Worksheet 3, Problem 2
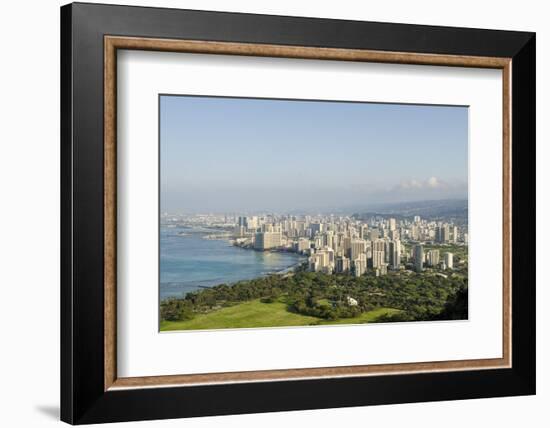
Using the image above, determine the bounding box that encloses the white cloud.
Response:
[398,176,449,191]
[426,176,445,188]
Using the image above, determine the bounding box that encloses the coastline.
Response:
[161,257,306,302]
[160,228,305,301]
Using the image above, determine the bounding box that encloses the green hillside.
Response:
[160,298,399,331]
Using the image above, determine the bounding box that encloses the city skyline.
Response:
[160,95,468,213]
[162,210,467,285]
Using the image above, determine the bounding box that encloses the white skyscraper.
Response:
[372,250,385,269]
[371,239,386,268]
[336,256,350,273]
[389,229,400,241]
[414,244,424,272]
[437,224,450,243]
[296,238,310,253]
[444,252,454,269]
[372,239,385,252]
[238,216,248,228]
[359,224,368,240]
[410,225,419,240]
[427,249,440,267]
[309,250,332,273]
[368,229,380,241]
[254,230,282,250]
[389,240,401,269]
[354,253,367,277]
[350,239,367,261]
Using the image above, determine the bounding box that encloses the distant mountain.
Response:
[352,199,468,223]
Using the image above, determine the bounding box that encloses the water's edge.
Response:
[160,226,304,300]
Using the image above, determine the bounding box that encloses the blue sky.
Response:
[160,95,468,213]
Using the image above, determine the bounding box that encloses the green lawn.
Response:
[160,299,400,331]
[318,307,401,325]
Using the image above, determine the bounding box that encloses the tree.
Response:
[433,286,468,320]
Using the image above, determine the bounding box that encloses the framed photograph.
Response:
[61,2,535,424]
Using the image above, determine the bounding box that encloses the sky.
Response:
[160,95,468,214]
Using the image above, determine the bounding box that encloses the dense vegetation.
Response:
[160,267,468,327]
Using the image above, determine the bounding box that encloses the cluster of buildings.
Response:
[231,214,466,277]
[413,245,454,273]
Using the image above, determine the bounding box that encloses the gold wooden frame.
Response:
[104,36,512,391]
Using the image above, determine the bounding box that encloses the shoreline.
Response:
[160,237,305,301]
[160,259,305,302]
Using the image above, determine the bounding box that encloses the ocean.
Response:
[160,226,305,300]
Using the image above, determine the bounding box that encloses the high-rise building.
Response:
[330,233,339,252]
[314,235,323,249]
[389,240,401,269]
[254,230,282,250]
[384,240,391,262]
[354,253,367,277]
[296,221,306,236]
[371,238,385,266]
[310,222,323,236]
[296,238,310,253]
[375,264,388,276]
[388,218,397,231]
[437,224,450,243]
[414,244,424,272]
[365,240,372,258]
[308,255,320,272]
[325,230,334,248]
[238,216,248,228]
[372,250,385,269]
[234,225,246,237]
[444,252,454,269]
[443,225,450,243]
[427,249,440,267]
[368,229,380,241]
[308,249,333,274]
[248,216,259,230]
[325,247,335,266]
[350,239,367,261]
[342,236,352,257]
[389,229,400,241]
[410,225,419,240]
[452,226,458,243]
[359,225,368,240]
[372,239,385,252]
[336,256,350,273]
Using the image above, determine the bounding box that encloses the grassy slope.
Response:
[160,299,400,331]
[318,307,401,325]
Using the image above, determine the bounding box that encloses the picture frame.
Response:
[61,2,535,424]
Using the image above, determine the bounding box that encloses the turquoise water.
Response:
[160,226,304,300]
